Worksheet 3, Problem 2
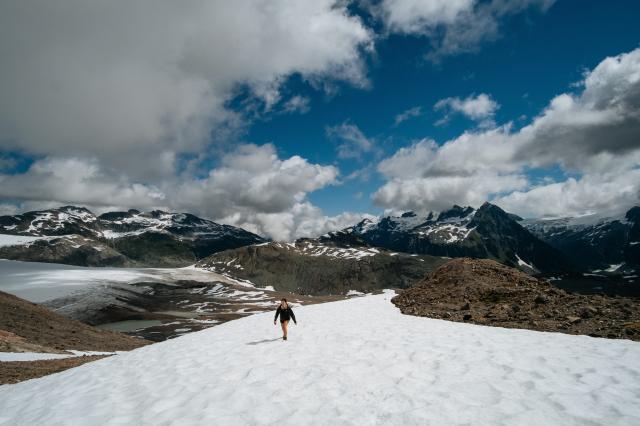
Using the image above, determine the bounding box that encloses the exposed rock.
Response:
[579,306,598,319]
[392,258,640,341]
[197,241,448,295]
[534,294,549,304]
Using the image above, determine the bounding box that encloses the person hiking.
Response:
[274,298,297,341]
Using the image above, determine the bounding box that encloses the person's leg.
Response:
[280,320,289,340]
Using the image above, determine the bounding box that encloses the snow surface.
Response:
[0,352,72,362]
[1,292,639,425]
[0,260,240,303]
[0,350,116,362]
[0,234,52,247]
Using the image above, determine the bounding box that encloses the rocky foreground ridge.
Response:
[0,290,149,353]
[392,258,640,341]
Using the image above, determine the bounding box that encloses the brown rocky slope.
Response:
[0,290,149,353]
[392,258,640,341]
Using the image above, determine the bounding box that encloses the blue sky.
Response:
[1,0,639,240]
[244,0,640,216]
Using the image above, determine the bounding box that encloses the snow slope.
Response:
[1,292,639,425]
[0,259,235,303]
[0,234,51,247]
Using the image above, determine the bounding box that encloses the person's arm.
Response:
[274,307,280,324]
[289,307,297,324]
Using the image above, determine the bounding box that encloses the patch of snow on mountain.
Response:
[516,254,535,270]
[0,260,237,303]
[1,292,639,425]
[0,350,116,362]
[0,234,53,247]
[606,263,624,272]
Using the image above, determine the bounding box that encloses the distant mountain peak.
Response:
[0,205,266,267]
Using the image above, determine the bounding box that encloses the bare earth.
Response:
[392,258,640,341]
[1,289,149,384]
[0,290,149,353]
[0,355,109,384]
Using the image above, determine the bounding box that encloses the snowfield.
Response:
[1,292,639,425]
[0,234,52,247]
[0,260,240,303]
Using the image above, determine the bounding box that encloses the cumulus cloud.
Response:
[0,1,373,178]
[374,48,640,217]
[0,157,166,208]
[0,144,364,240]
[226,202,376,242]
[0,1,379,240]
[172,144,339,217]
[326,121,375,160]
[374,174,526,213]
[379,0,475,34]
[374,137,526,211]
[282,96,312,114]
[376,0,555,61]
[494,170,640,219]
[434,93,499,127]
[394,106,423,126]
[513,48,640,171]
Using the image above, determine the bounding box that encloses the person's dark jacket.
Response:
[274,305,297,323]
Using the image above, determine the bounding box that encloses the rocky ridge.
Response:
[0,290,149,353]
[197,240,448,295]
[392,258,640,341]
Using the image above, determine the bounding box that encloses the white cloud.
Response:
[0,157,166,208]
[228,202,376,241]
[0,203,20,216]
[394,106,423,126]
[374,137,525,211]
[379,0,474,34]
[494,170,640,219]
[0,144,356,240]
[377,0,555,61]
[374,48,640,217]
[326,121,375,160]
[374,174,526,213]
[172,144,339,218]
[514,48,640,171]
[282,95,311,114]
[434,93,499,126]
[0,1,373,178]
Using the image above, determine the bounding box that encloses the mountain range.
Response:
[521,207,639,274]
[1,203,638,294]
[319,202,570,274]
[0,206,265,266]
